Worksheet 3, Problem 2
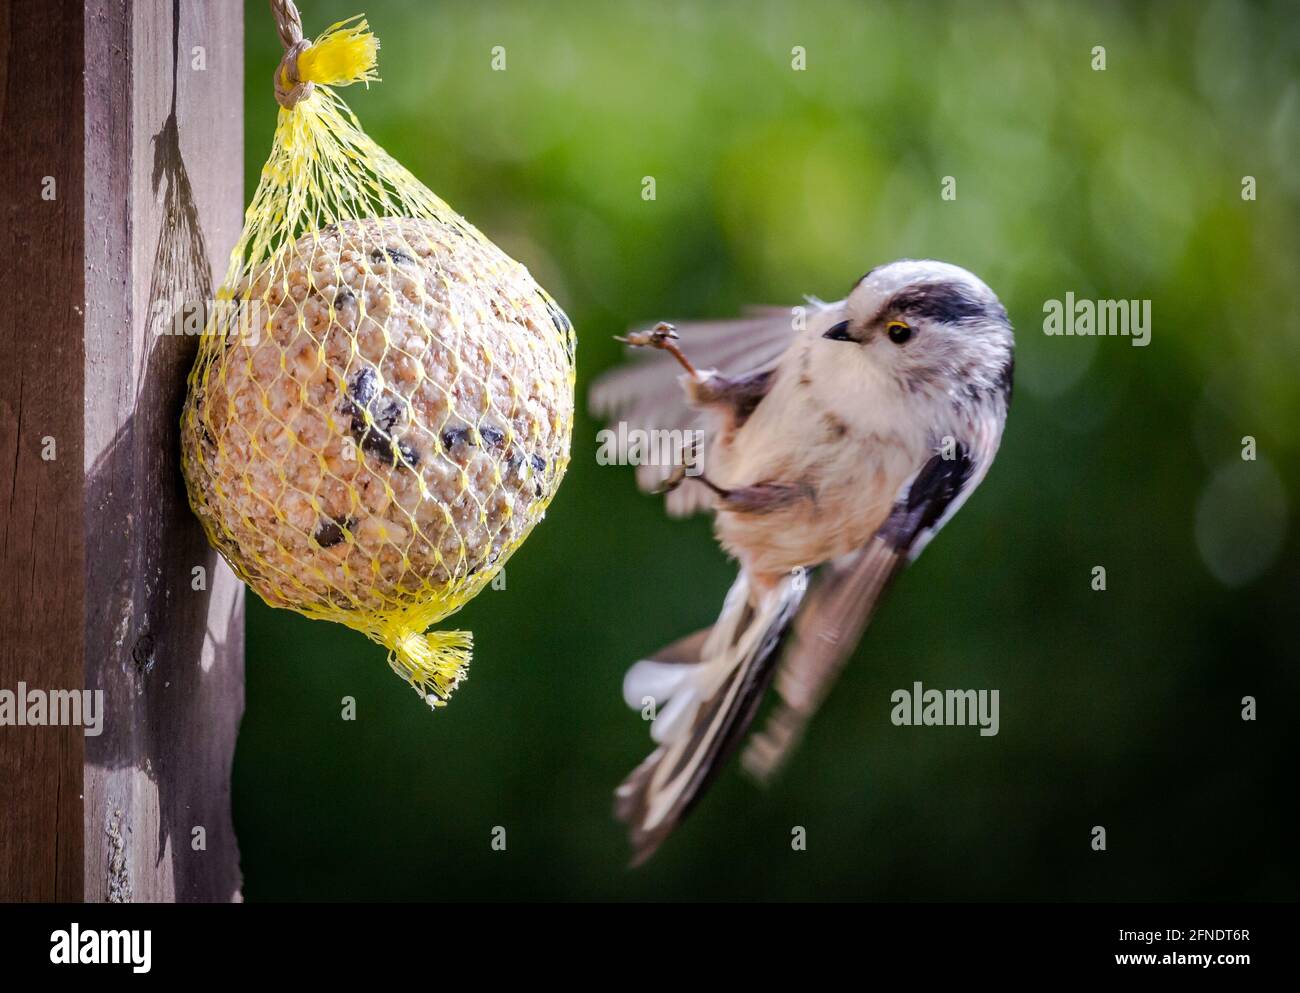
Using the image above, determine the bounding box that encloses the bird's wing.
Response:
[588,310,801,516]
[742,431,996,783]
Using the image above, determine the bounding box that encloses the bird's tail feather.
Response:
[615,572,803,865]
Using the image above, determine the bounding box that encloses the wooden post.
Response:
[0,0,245,902]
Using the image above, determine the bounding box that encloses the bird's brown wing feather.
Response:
[588,311,799,516]
[740,540,903,782]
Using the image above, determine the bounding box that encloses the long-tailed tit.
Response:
[590,260,1015,864]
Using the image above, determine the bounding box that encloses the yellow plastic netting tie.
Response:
[297,17,379,88]
[387,629,474,708]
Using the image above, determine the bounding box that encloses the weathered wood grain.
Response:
[0,0,88,903]
[0,0,245,902]
[82,0,245,903]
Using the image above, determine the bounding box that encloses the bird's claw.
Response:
[652,464,689,495]
[615,321,680,350]
[615,322,702,379]
[651,435,703,495]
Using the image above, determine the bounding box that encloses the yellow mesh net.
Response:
[180,11,575,709]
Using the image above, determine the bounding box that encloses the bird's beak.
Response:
[823,320,855,342]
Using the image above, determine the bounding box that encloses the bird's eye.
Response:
[886,320,913,345]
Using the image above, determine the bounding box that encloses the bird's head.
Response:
[819,259,1015,405]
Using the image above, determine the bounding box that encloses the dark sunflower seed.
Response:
[546,299,572,336]
[313,516,354,548]
[371,397,403,434]
[369,246,416,267]
[346,368,377,409]
[342,369,404,444]
[359,426,395,459]
[396,439,420,469]
[441,426,471,451]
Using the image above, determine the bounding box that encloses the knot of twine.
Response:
[270,0,313,109]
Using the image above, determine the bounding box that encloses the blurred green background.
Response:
[234,0,1300,900]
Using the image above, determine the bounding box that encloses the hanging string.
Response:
[270,0,313,109]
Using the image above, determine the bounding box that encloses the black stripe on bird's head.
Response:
[880,280,999,326]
